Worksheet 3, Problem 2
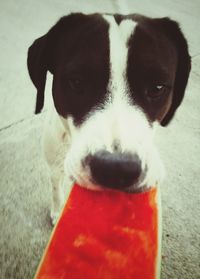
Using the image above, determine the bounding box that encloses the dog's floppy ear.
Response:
[27,35,50,113]
[155,18,191,126]
[28,13,89,114]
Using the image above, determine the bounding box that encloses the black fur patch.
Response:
[52,14,110,125]
[127,15,191,125]
[27,13,191,126]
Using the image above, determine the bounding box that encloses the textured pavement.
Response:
[0,1,200,278]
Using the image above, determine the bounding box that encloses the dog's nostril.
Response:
[87,151,141,189]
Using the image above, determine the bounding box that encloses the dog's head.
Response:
[28,13,191,192]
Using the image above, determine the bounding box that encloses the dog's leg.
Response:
[42,108,72,225]
[50,173,65,225]
[50,171,74,225]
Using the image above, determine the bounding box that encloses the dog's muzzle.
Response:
[84,150,142,191]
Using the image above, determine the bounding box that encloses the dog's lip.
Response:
[71,166,151,193]
[125,184,151,193]
[77,177,150,193]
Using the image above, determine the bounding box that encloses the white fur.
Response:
[42,108,73,224]
[43,16,164,224]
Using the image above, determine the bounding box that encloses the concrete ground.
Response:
[0,0,200,278]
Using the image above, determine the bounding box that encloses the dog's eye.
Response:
[68,77,82,93]
[146,84,166,99]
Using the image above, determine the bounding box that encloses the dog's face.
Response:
[28,13,191,192]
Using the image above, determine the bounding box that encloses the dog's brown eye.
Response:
[68,77,82,93]
[147,84,165,99]
[155,85,164,90]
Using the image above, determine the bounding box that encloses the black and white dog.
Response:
[27,13,191,224]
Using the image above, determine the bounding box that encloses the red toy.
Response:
[34,183,161,279]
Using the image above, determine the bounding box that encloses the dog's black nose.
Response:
[86,151,141,190]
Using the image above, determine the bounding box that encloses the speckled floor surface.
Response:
[0,1,200,278]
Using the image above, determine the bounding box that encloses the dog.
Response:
[27,13,191,225]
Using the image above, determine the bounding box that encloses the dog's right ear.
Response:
[27,34,50,113]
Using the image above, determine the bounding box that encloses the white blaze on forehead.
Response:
[103,15,137,101]
[63,16,164,190]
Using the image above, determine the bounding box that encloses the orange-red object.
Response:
[34,184,161,279]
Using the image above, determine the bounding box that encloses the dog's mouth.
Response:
[70,174,151,193]
[89,171,148,193]
[79,151,151,193]
[65,142,164,193]
[68,158,150,193]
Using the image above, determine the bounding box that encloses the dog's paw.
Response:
[50,210,60,226]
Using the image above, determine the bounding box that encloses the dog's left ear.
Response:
[155,18,191,126]
[27,35,51,113]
